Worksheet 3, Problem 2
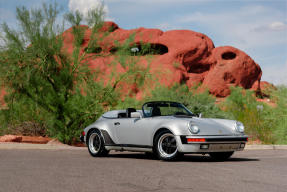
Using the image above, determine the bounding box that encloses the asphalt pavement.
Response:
[0,147,287,192]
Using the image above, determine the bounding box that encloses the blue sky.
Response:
[1,0,286,85]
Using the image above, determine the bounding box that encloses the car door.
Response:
[115,117,152,146]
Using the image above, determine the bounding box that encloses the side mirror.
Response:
[130,112,142,118]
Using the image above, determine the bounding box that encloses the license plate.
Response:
[209,144,240,150]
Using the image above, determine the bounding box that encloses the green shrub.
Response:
[145,84,228,118]
[0,4,110,144]
[0,88,49,136]
[223,87,277,143]
[269,86,287,144]
[0,3,152,143]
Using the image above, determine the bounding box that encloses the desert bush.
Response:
[219,85,287,144]
[223,87,277,143]
[0,3,153,143]
[0,3,111,144]
[107,35,154,96]
[269,86,287,144]
[0,88,50,136]
[113,97,143,110]
[145,83,228,118]
[3,122,46,136]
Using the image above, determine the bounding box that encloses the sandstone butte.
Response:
[0,21,268,105]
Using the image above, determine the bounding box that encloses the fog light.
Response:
[200,144,209,149]
[240,143,245,148]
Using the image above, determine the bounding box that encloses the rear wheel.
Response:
[209,152,234,161]
[87,129,109,157]
[154,130,180,161]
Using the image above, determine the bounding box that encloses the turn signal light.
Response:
[82,131,85,136]
[187,138,206,143]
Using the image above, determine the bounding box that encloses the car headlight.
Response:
[235,121,245,133]
[189,122,200,134]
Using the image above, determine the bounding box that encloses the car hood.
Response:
[169,116,239,135]
[191,117,240,135]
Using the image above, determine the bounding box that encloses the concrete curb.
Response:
[0,142,86,150]
[1,142,287,150]
[245,144,287,150]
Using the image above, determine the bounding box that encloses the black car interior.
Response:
[117,108,137,118]
[151,107,161,116]
[126,108,136,117]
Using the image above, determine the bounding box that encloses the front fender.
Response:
[152,120,191,139]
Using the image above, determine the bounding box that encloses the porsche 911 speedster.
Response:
[80,101,248,161]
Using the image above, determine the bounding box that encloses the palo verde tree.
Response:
[0,2,154,143]
[0,3,116,144]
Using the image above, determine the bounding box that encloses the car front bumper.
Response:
[176,135,248,153]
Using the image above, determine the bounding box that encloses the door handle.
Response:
[114,122,120,126]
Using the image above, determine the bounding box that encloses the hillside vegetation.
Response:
[0,4,286,144]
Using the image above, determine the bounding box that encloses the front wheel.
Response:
[154,130,181,161]
[209,152,234,161]
[87,129,109,157]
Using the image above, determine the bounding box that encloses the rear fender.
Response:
[84,120,117,145]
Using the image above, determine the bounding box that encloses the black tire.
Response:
[154,130,180,161]
[87,129,109,157]
[209,151,234,161]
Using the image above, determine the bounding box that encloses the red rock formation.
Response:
[0,22,263,102]
[203,46,262,96]
[252,80,275,91]
[0,135,52,144]
[62,22,262,98]
[21,136,51,144]
[0,135,22,142]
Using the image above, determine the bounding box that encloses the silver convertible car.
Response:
[80,101,248,161]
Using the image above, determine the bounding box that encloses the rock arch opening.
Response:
[110,43,168,56]
[222,52,236,60]
[84,47,102,54]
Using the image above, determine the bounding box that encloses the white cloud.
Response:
[177,5,287,50]
[68,0,109,19]
[253,21,287,32]
[269,21,287,31]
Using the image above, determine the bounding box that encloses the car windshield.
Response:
[142,101,194,117]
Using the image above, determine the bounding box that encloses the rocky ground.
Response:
[0,135,85,147]
[0,135,51,143]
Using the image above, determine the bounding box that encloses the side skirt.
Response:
[105,144,153,152]
[101,129,153,152]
